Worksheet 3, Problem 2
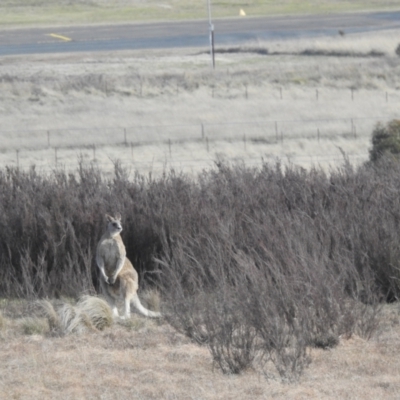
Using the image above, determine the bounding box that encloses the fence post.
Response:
[139,78,143,97]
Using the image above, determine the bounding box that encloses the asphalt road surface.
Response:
[0,11,399,56]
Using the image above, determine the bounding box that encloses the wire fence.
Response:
[0,115,393,174]
[0,115,390,150]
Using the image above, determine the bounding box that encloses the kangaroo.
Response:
[96,213,161,319]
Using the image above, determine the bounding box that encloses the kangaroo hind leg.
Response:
[100,279,119,318]
[121,277,138,319]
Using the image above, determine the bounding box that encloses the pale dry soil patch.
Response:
[0,28,400,176]
[1,302,400,399]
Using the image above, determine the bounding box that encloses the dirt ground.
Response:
[1,302,400,400]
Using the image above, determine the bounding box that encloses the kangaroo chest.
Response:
[99,237,126,273]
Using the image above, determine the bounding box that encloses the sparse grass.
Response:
[0,312,6,331]
[0,0,398,27]
[1,299,400,399]
[117,315,147,331]
[20,317,49,335]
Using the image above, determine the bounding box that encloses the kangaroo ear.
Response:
[114,212,122,221]
[105,214,114,222]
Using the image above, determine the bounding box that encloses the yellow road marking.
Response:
[48,33,72,42]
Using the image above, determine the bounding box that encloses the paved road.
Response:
[0,11,399,56]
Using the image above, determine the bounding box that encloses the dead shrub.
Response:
[1,155,400,379]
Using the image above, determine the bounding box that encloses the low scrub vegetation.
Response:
[369,119,400,162]
[1,150,400,379]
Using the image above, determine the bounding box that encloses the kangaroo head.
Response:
[105,213,123,236]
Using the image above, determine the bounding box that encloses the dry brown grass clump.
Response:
[37,296,113,335]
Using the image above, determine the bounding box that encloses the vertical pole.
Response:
[211,29,215,69]
[208,0,215,69]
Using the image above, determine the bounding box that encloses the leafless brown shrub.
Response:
[1,155,400,379]
[155,161,400,379]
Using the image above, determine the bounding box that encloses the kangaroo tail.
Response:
[131,294,161,318]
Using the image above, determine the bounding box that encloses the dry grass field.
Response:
[0,0,399,27]
[1,299,400,400]
[0,27,400,176]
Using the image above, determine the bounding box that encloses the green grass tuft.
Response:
[20,317,49,335]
